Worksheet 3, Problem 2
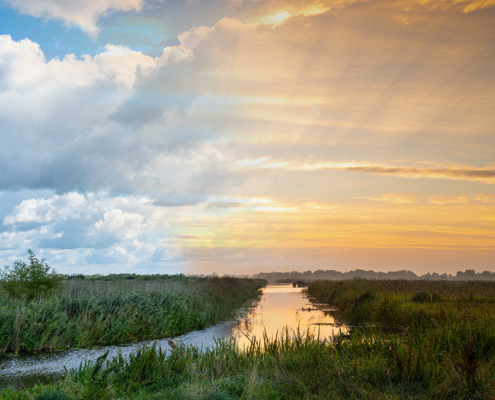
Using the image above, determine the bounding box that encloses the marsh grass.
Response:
[4,279,495,399]
[0,277,265,353]
[306,279,495,332]
[3,324,494,400]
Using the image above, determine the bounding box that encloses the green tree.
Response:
[0,250,62,299]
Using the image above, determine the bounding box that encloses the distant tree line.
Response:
[66,272,190,281]
[253,269,495,282]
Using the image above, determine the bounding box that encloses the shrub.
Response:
[0,249,62,299]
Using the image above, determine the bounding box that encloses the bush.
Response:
[0,249,62,299]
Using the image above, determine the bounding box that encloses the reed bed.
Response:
[307,279,495,302]
[63,278,192,296]
[0,276,265,353]
[2,325,494,400]
[306,279,495,331]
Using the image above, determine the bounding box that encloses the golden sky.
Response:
[167,0,495,274]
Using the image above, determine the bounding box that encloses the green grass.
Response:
[0,276,266,353]
[306,279,495,331]
[2,325,494,400]
[3,279,495,399]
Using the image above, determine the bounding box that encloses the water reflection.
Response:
[0,284,345,390]
[231,284,345,348]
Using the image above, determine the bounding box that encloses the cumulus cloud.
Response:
[3,192,86,225]
[0,191,189,272]
[3,192,151,230]
[95,209,147,240]
[3,0,144,35]
[0,36,155,91]
[1,10,494,194]
[142,17,304,97]
[0,34,181,193]
[0,19,296,193]
[1,190,301,272]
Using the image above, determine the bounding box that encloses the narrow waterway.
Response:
[0,284,345,391]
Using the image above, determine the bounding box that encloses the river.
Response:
[0,284,345,391]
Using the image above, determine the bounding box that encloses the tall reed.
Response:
[0,276,265,353]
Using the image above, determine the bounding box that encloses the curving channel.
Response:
[0,284,346,391]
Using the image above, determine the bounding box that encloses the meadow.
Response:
[2,279,495,399]
[0,276,266,353]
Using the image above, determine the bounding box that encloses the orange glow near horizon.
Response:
[169,196,495,250]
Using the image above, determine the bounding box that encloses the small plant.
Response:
[0,249,62,299]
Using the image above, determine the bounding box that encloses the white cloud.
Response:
[95,209,147,240]
[3,192,86,225]
[0,2,494,276]
[0,34,169,193]
[3,15,490,195]
[1,29,267,194]
[3,0,144,36]
[2,191,153,234]
[0,191,189,273]
[0,36,155,92]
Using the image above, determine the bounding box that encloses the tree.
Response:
[0,250,62,299]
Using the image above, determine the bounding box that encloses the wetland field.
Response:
[2,278,495,399]
[0,276,266,354]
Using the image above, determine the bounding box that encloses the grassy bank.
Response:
[2,325,494,400]
[0,276,265,353]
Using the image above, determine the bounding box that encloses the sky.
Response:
[0,0,494,276]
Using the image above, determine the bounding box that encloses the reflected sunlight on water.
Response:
[231,284,346,348]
